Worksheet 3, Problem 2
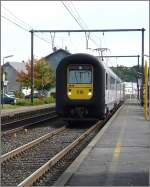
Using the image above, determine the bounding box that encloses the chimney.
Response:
[53,47,57,52]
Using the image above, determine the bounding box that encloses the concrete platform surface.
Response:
[54,99,149,186]
[1,103,55,117]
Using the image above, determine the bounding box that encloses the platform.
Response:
[54,99,149,186]
[1,103,55,117]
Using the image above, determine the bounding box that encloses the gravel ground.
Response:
[1,118,66,154]
[35,128,97,186]
[1,126,88,186]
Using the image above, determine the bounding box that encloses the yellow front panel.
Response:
[67,84,93,100]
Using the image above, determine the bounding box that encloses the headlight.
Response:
[68,89,71,95]
[88,92,92,96]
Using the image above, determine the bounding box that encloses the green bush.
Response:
[51,92,56,99]
[16,96,55,106]
[16,99,31,106]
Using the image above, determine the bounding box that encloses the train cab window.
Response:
[68,65,92,84]
[106,73,108,90]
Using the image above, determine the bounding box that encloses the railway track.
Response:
[2,110,58,135]
[1,103,122,186]
[1,124,92,186]
[1,105,55,124]
[1,118,65,154]
[1,126,66,163]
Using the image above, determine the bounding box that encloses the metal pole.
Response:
[30,28,144,33]
[96,55,140,58]
[31,30,34,105]
[137,55,140,99]
[1,58,4,108]
[29,27,145,105]
[141,28,145,106]
[42,66,44,95]
[149,59,150,120]
[1,55,14,108]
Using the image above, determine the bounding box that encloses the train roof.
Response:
[58,53,122,82]
[96,56,122,82]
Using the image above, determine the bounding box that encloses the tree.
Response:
[17,59,55,91]
[111,65,142,82]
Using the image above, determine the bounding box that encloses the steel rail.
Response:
[17,121,103,186]
[2,113,58,136]
[2,111,57,133]
[1,127,66,163]
[2,110,55,127]
[17,103,123,186]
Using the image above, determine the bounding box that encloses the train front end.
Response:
[56,53,105,122]
[66,64,93,118]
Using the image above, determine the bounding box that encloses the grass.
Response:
[1,96,55,110]
[2,104,22,110]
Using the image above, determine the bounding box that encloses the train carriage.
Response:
[56,53,124,121]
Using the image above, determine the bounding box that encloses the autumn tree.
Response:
[17,59,55,91]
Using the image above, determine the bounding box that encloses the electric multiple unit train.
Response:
[56,53,124,121]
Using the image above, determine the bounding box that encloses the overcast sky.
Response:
[1,1,149,67]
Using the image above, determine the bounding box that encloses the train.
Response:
[56,53,124,122]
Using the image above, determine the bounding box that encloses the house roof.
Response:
[4,62,26,72]
[44,48,71,59]
[3,49,70,73]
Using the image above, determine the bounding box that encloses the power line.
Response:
[2,5,33,29]
[66,1,98,47]
[67,2,88,30]
[2,15,29,32]
[1,5,51,44]
[61,1,84,30]
[70,2,90,30]
[61,1,90,50]
[61,1,100,48]
[2,14,51,44]
[70,2,102,47]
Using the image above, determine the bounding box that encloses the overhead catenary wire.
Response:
[2,5,33,29]
[61,1,101,48]
[61,1,84,30]
[1,5,52,45]
[61,1,114,57]
[70,1,102,46]
[2,14,51,45]
[2,15,29,32]
[61,1,96,47]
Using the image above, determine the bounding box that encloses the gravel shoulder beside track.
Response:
[36,128,96,186]
[1,119,65,154]
[1,127,87,186]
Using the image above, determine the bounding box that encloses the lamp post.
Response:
[1,55,14,108]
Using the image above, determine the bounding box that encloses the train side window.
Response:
[110,76,115,89]
[106,73,108,90]
[116,80,119,89]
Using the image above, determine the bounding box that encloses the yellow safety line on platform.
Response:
[105,105,128,185]
[112,105,128,159]
[114,143,121,158]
